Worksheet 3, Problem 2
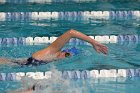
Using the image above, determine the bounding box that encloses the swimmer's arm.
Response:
[46,29,108,54]
[43,29,74,53]
[45,29,92,52]
[0,58,12,64]
[7,88,33,93]
[15,90,32,93]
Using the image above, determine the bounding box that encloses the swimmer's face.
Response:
[57,52,71,58]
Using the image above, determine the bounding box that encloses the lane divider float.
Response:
[0,35,140,45]
[0,69,140,81]
[0,11,140,21]
[0,35,118,45]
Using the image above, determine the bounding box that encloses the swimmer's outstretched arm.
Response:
[14,90,32,93]
[0,58,12,64]
[32,29,108,59]
[45,29,108,54]
[7,88,32,93]
[0,58,28,65]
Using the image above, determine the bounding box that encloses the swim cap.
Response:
[62,47,79,56]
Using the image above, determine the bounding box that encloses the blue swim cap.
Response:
[62,47,79,56]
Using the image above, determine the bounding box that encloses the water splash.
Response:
[19,66,93,93]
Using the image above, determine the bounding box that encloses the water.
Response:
[0,0,140,93]
[2,67,140,93]
[0,1,140,12]
[0,18,140,38]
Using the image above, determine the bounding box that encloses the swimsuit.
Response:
[13,57,45,66]
[25,57,49,66]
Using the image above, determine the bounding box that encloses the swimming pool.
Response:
[0,0,140,93]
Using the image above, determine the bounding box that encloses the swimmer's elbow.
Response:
[67,29,77,37]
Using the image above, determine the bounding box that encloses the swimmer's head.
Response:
[57,52,71,58]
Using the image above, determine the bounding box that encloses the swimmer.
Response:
[0,29,108,65]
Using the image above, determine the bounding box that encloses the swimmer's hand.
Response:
[92,42,108,55]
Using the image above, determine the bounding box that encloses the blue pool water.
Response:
[0,0,140,93]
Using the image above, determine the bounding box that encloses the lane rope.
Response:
[0,35,140,45]
[0,11,140,21]
[0,69,139,81]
